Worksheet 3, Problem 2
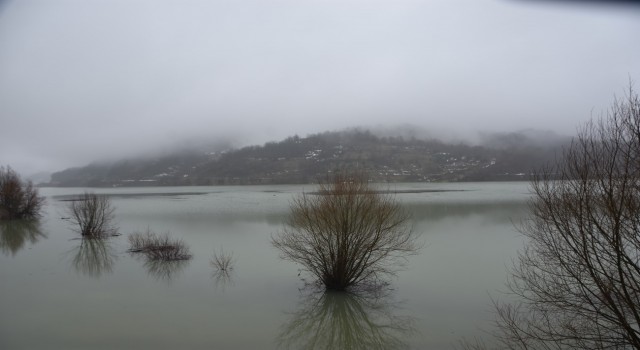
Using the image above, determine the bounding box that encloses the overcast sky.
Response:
[1,0,639,175]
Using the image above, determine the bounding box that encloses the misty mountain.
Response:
[48,129,570,187]
[476,129,569,150]
[26,171,51,185]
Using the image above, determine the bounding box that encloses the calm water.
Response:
[0,182,531,350]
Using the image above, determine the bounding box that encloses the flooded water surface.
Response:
[0,182,531,349]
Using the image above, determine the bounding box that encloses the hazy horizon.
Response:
[1,0,639,175]
[12,124,572,178]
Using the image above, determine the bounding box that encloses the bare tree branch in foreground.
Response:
[462,86,640,350]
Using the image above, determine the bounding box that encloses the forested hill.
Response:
[49,129,569,186]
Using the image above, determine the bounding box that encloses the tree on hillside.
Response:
[463,87,640,349]
[272,172,419,291]
[0,166,45,220]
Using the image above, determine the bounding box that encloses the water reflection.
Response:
[407,200,529,223]
[0,220,46,256]
[277,290,415,350]
[211,269,235,291]
[143,259,190,282]
[69,238,115,278]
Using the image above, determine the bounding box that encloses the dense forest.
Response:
[49,129,569,186]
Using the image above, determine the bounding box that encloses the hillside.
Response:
[49,129,569,186]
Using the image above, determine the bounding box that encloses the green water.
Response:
[0,182,530,349]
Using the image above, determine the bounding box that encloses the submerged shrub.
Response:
[272,172,419,291]
[128,229,192,261]
[0,166,45,220]
[67,192,116,238]
[210,248,234,271]
[211,251,235,290]
[128,229,155,252]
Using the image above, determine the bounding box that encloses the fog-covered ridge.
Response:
[49,128,570,186]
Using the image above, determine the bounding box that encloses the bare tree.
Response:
[68,192,116,238]
[128,228,192,261]
[463,87,640,350]
[211,248,234,271]
[272,172,418,291]
[0,166,44,220]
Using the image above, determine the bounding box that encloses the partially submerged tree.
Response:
[210,248,235,289]
[67,192,116,238]
[0,166,44,220]
[272,172,418,291]
[463,87,640,349]
[128,229,192,282]
[128,229,192,261]
[211,248,234,271]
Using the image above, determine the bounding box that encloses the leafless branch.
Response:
[272,171,419,291]
[67,192,116,238]
[464,85,640,350]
